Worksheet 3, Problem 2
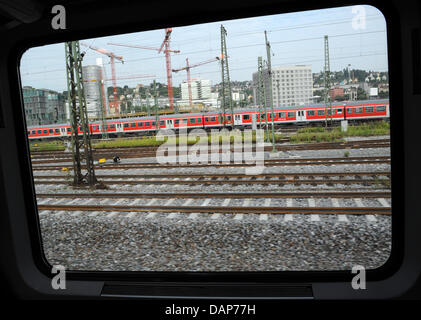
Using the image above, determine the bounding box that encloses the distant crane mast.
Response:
[108,28,180,111]
[172,56,220,108]
[80,42,124,115]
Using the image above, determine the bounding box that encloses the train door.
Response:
[166,119,174,129]
[297,110,306,122]
[234,114,242,125]
[116,123,123,133]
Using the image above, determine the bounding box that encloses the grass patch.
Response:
[30,140,65,152]
[289,121,389,144]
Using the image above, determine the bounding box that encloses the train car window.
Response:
[37,130,41,134]
[377,106,386,112]
[48,129,53,133]
[365,106,374,113]
[18,5,392,278]
[355,107,363,113]
[347,107,353,114]
[55,129,59,133]
[66,128,71,132]
[43,130,47,134]
[32,130,36,134]
[27,131,30,135]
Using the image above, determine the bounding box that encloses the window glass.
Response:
[20,5,391,273]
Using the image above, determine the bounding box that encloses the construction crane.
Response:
[80,42,124,115]
[108,28,179,111]
[172,56,220,108]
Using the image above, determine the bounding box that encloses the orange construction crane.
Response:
[80,42,124,114]
[108,28,179,110]
[172,56,220,108]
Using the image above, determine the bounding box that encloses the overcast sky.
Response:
[20,4,388,92]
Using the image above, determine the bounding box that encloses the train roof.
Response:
[27,98,389,129]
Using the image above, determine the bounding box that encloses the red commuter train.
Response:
[27,99,390,139]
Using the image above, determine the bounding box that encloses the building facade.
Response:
[180,79,212,101]
[23,86,66,126]
[82,65,104,118]
[253,65,313,107]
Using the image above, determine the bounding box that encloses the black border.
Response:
[3,0,405,289]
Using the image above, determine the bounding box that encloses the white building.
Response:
[253,65,313,107]
[180,79,212,100]
[82,64,104,118]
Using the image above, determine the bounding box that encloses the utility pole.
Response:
[65,41,97,186]
[265,31,277,152]
[153,80,160,134]
[257,56,268,136]
[145,89,151,116]
[220,25,233,128]
[97,79,108,139]
[324,35,332,127]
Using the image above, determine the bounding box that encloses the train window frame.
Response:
[145,121,150,126]
[317,110,325,116]
[197,118,202,123]
[366,106,374,113]
[137,122,142,127]
[355,107,363,113]
[337,109,343,114]
[279,112,285,118]
[110,124,116,129]
[54,129,59,133]
[43,129,47,134]
[159,120,165,126]
[182,118,188,124]
[3,0,410,300]
[377,106,386,112]
[123,123,129,128]
[287,111,295,117]
[307,110,315,117]
[130,122,136,128]
[174,119,180,125]
[210,117,216,122]
[190,118,196,124]
[243,114,250,120]
[347,107,353,114]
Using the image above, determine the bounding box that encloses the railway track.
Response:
[31,155,391,170]
[36,191,391,199]
[33,171,390,186]
[37,204,391,215]
[30,138,390,163]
